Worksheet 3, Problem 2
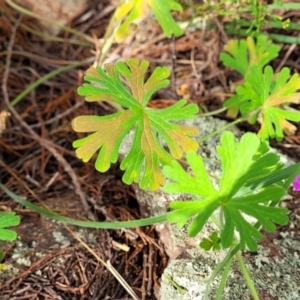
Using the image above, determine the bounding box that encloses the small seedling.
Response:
[200,232,221,251]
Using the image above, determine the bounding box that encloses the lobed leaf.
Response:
[114,0,183,42]
[72,111,138,172]
[0,229,17,241]
[217,131,261,197]
[220,35,280,76]
[164,152,217,197]
[149,0,183,38]
[221,35,280,118]
[114,0,145,42]
[223,186,287,251]
[73,59,199,190]
[0,212,20,242]
[237,65,300,140]
[200,232,221,251]
[0,212,20,228]
[164,131,291,250]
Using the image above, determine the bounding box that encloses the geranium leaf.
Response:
[114,0,183,42]
[164,151,217,197]
[149,0,183,38]
[200,238,213,251]
[217,131,261,197]
[0,212,20,242]
[0,229,17,241]
[220,35,280,76]
[221,35,280,118]
[72,59,199,190]
[164,131,293,251]
[237,65,300,140]
[200,232,221,251]
[0,212,20,228]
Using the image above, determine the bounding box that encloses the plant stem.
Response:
[226,19,300,31]
[225,26,300,45]
[236,2,300,12]
[97,9,118,66]
[203,245,240,300]
[0,183,169,229]
[236,252,260,300]
[197,117,245,144]
[198,107,227,117]
[215,256,233,300]
[210,214,221,230]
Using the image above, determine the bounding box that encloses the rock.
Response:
[160,238,300,300]
[14,0,88,35]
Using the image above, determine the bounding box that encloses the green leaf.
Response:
[114,0,183,42]
[72,59,199,190]
[200,232,221,251]
[217,131,261,197]
[0,212,20,228]
[168,196,219,231]
[238,162,300,196]
[237,65,300,140]
[114,0,144,43]
[221,35,280,118]
[0,229,17,241]
[163,131,291,251]
[149,0,183,38]
[222,94,242,118]
[164,151,217,197]
[220,35,280,76]
[199,238,213,251]
[222,186,287,250]
[0,212,20,241]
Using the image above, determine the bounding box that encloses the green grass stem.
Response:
[236,252,260,300]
